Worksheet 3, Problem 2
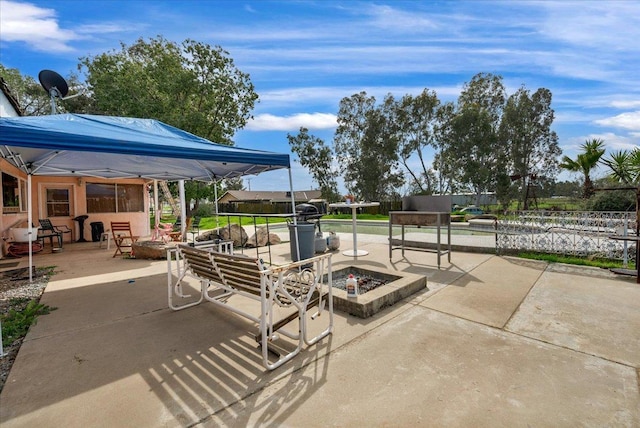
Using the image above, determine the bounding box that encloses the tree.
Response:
[432,101,457,194]
[334,92,404,201]
[405,170,438,195]
[334,92,375,195]
[1,65,47,115]
[287,127,341,202]
[553,180,581,197]
[439,73,506,205]
[393,89,441,193]
[359,96,405,200]
[500,87,561,209]
[79,36,259,216]
[559,139,606,198]
[223,177,245,191]
[79,36,258,145]
[0,64,89,115]
[601,148,640,185]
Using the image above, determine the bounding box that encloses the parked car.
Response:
[459,206,483,215]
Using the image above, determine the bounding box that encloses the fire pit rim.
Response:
[325,265,427,318]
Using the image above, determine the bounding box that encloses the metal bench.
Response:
[167,243,334,370]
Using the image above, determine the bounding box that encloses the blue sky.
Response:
[1,0,639,193]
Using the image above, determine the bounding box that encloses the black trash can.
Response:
[90,221,104,242]
[288,222,315,262]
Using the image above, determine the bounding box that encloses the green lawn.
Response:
[153,215,290,230]
[154,209,635,271]
[517,251,636,270]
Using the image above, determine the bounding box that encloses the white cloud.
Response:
[255,84,462,110]
[363,4,440,32]
[561,132,639,158]
[595,132,639,151]
[75,23,132,34]
[243,5,257,14]
[595,111,640,131]
[538,1,640,52]
[611,100,640,109]
[247,163,318,192]
[246,113,337,131]
[0,0,77,52]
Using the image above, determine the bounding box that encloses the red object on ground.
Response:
[7,242,44,257]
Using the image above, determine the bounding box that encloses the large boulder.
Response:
[132,240,171,260]
[197,223,248,247]
[246,226,282,248]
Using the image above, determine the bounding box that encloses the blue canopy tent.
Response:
[0,113,300,275]
[0,114,290,180]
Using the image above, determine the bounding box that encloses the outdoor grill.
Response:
[295,203,323,233]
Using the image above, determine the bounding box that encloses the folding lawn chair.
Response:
[111,221,139,257]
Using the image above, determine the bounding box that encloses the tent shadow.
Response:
[1,271,334,426]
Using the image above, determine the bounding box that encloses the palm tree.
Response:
[601,148,640,185]
[559,138,606,198]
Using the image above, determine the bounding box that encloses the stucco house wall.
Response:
[1,157,150,253]
[0,79,151,255]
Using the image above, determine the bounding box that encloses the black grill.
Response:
[295,203,322,221]
[295,203,323,233]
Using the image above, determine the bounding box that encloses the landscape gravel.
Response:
[0,267,51,393]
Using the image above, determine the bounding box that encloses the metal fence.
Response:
[496,211,637,261]
[218,201,402,215]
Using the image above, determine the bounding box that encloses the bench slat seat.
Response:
[167,243,333,370]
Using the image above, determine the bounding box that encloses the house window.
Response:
[46,188,71,217]
[86,183,144,213]
[2,172,26,214]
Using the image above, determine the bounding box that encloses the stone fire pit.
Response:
[131,240,173,260]
[326,266,426,318]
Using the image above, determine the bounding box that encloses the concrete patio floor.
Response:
[0,231,639,427]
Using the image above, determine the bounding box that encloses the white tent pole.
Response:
[179,180,186,241]
[27,173,33,283]
[153,180,159,229]
[214,179,219,229]
[0,317,4,357]
[288,168,300,262]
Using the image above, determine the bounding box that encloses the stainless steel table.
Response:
[389,211,451,268]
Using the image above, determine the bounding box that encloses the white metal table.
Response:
[328,201,380,257]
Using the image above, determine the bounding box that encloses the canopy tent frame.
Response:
[0,113,301,279]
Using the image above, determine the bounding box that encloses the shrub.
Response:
[1,299,56,344]
[586,190,636,211]
[192,203,215,218]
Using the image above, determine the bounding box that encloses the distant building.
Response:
[450,193,497,207]
[218,190,322,205]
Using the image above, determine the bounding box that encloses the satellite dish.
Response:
[39,70,69,98]
[38,70,69,114]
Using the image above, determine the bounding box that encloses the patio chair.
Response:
[111,221,139,257]
[37,218,72,249]
[189,216,201,236]
[168,217,192,242]
[152,222,173,243]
